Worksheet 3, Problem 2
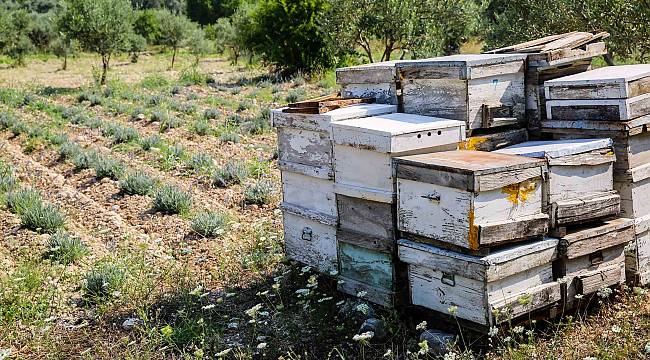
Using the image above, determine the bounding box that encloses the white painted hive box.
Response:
[544,64,650,121]
[495,139,618,226]
[272,103,396,179]
[332,113,466,203]
[397,54,527,131]
[556,218,632,305]
[395,151,548,251]
[398,239,560,326]
[336,61,403,104]
[282,205,337,274]
[626,214,650,285]
[614,162,650,219]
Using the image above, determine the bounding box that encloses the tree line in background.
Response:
[0,0,649,81]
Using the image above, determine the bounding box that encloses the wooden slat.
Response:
[561,217,633,259]
[337,228,394,253]
[478,214,549,246]
[337,276,396,307]
[540,32,594,53]
[552,191,621,228]
[576,263,625,295]
[485,33,572,54]
[490,282,561,324]
[287,93,339,108]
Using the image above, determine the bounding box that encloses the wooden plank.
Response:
[280,202,337,226]
[467,73,526,130]
[576,262,625,295]
[396,163,472,191]
[287,93,339,108]
[540,32,594,53]
[281,171,337,218]
[337,194,395,240]
[337,276,395,307]
[552,191,620,227]
[277,127,332,170]
[475,167,543,192]
[547,149,615,166]
[490,282,561,324]
[336,61,399,84]
[283,211,337,274]
[337,228,394,253]
[401,78,468,120]
[458,128,528,151]
[341,83,398,105]
[278,160,333,180]
[545,42,607,67]
[562,218,634,259]
[478,214,549,246]
[398,66,464,80]
[485,33,570,54]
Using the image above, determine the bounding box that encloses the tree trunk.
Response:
[604,53,616,66]
[101,54,109,85]
[358,35,374,63]
[171,47,177,69]
[62,55,67,71]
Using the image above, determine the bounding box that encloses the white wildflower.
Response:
[336,300,345,307]
[488,326,499,337]
[189,285,203,296]
[418,340,429,355]
[201,304,215,310]
[245,303,262,318]
[503,336,512,343]
[295,288,310,297]
[634,287,648,296]
[225,292,235,298]
[216,348,232,357]
[597,287,613,299]
[317,296,333,303]
[447,305,458,316]
[337,279,345,285]
[307,275,318,288]
[271,283,280,290]
[257,342,267,349]
[611,325,622,334]
[574,294,584,300]
[383,349,393,357]
[0,349,12,360]
[644,341,650,354]
[512,326,524,334]
[582,357,598,360]
[357,291,367,298]
[356,303,370,315]
[526,330,535,337]
[416,320,428,331]
[443,352,457,360]
[352,331,374,342]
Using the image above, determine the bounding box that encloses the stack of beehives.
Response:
[540,64,650,286]
[272,34,650,332]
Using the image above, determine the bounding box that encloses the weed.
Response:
[27,126,47,139]
[140,134,162,151]
[112,126,140,144]
[152,185,192,214]
[285,88,307,103]
[71,149,98,170]
[186,92,198,101]
[151,111,168,123]
[237,100,253,112]
[185,153,214,172]
[225,114,242,127]
[191,211,229,237]
[46,231,88,265]
[0,112,17,130]
[179,67,209,85]
[139,74,170,89]
[171,86,182,95]
[58,141,82,160]
[70,113,89,125]
[131,107,145,120]
[243,179,275,205]
[87,117,104,130]
[120,172,155,196]
[219,131,240,144]
[148,94,166,106]
[291,75,306,87]
[101,122,119,137]
[6,188,42,215]
[167,144,185,158]
[241,111,271,135]
[84,262,125,300]
[20,202,66,234]
[61,107,80,120]
[179,103,197,114]
[212,161,249,188]
[203,108,220,120]
[48,133,68,145]
[192,119,212,136]
[229,86,241,95]
[10,121,29,136]
[0,162,17,193]
[159,116,182,133]
[93,156,125,180]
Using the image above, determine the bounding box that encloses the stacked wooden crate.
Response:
[495,139,629,307]
[271,103,396,274]
[336,61,402,105]
[331,113,466,306]
[541,64,650,285]
[394,150,560,329]
[485,31,609,139]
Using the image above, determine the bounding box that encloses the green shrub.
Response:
[84,262,125,300]
[179,67,209,85]
[147,94,166,106]
[178,103,197,114]
[159,116,181,133]
[61,107,80,120]
[120,172,155,196]
[70,113,89,125]
[93,156,125,180]
[20,203,66,233]
[285,88,307,103]
[48,133,69,145]
[152,185,192,214]
[10,121,29,136]
[225,114,243,126]
[72,150,98,170]
[237,100,253,112]
[59,141,82,160]
[140,134,162,150]
[0,112,17,130]
[185,153,214,172]
[0,163,17,193]
[241,111,271,135]
[203,108,220,120]
[192,119,211,136]
[191,211,228,237]
[6,188,42,215]
[219,131,240,144]
[171,85,181,95]
[131,107,145,120]
[243,179,275,205]
[46,231,88,265]
[112,125,140,144]
[212,161,249,188]
[167,144,185,158]
[151,110,168,123]
[87,117,104,130]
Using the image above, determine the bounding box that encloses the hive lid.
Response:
[271,103,397,131]
[398,54,527,68]
[545,64,650,100]
[495,138,612,159]
[546,64,650,86]
[394,150,545,175]
[332,113,464,136]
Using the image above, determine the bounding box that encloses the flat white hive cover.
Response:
[397,54,527,68]
[545,64,650,86]
[495,138,612,159]
[337,60,401,72]
[332,113,464,136]
[322,103,396,120]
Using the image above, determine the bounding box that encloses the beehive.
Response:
[626,214,650,285]
[395,151,549,251]
[336,61,402,105]
[555,218,633,307]
[398,239,560,327]
[495,139,619,228]
[396,54,527,132]
[544,64,650,121]
[614,162,650,219]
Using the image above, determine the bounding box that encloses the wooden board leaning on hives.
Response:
[458,128,528,152]
[282,93,376,114]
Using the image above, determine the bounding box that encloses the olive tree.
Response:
[187,27,211,66]
[0,9,35,66]
[50,33,75,70]
[156,9,194,69]
[58,0,134,85]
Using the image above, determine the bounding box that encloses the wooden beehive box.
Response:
[495,139,619,228]
[626,214,650,285]
[485,32,609,137]
[458,128,528,152]
[614,162,650,220]
[541,115,650,172]
[331,113,466,203]
[544,64,650,121]
[336,61,402,104]
[395,151,549,251]
[398,238,560,327]
[555,218,633,307]
[396,54,527,133]
[272,104,396,178]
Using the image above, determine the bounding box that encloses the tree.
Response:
[245,0,335,74]
[50,33,75,70]
[156,9,193,68]
[187,27,211,65]
[29,12,56,50]
[0,9,35,66]
[131,0,186,13]
[58,0,134,85]
[134,9,162,44]
[185,0,238,25]
[128,33,147,63]
[210,3,255,65]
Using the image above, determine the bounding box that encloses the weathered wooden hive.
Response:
[554,218,633,307]
[271,104,396,274]
[398,238,560,328]
[485,31,609,138]
[541,64,650,285]
[495,139,619,231]
[336,61,402,105]
[395,150,549,251]
[331,113,466,306]
[396,54,527,134]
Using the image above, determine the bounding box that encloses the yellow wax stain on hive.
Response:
[458,136,487,151]
[501,180,537,205]
[468,206,479,250]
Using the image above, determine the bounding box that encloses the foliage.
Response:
[120,172,156,195]
[58,0,135,84]
[71,149,98,170]
[20,202,66,234]
[185,0,237,25]
[128,32,147,63]
[156,9,194,68]
[186,27,211,65]
[50,34,75,70]
[84,262,125,300]
[243,178,275,205]
[6,188,42,215]
[0,162,18,193]
[185,153,214,171]
[140,134,162,150]
[191,211,228,237]
[93,156,125,180]
[212,160,249,187]
[211,4,255,64]
[28,12,56,50]
[152,184,192,214]
[246,0,335,73]
[133,9,162,43]
[46,231,88,265]
[0,8,35,66]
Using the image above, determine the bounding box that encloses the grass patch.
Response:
[191,211,229,238]
[140,134,162,151]
[93,156,125,180]
[152,185,192,215]
[120,172,156,196]
[6,188,42,215]
[84,262,125,301]
[46,231,88,265]
[185,153,214,172]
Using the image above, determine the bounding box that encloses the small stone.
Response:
[227,322,239,330]
[121,317,143,331]
[100,177,111,184]
[420,329,456,356]
[136,114,145,121]
[111,205,120,211]
[358,318,386,341]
